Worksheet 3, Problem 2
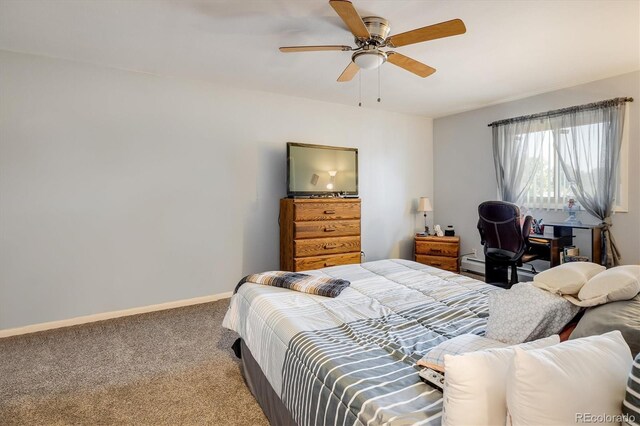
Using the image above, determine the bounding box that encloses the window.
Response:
[521,105,629,212]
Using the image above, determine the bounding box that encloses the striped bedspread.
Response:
[223,259,499,425]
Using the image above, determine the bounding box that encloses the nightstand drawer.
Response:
[415,241,459,257]
[294,202,360,221]
[294,252,360,271]
[415,255,458,272]
[294,236,360,257]
[294,220,360,239]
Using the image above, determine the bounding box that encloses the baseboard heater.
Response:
[460,256,537,282]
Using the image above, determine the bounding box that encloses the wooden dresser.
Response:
[414,236,460,273]
[280,198,361,271]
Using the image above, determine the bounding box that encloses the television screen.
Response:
[287,142,358,197]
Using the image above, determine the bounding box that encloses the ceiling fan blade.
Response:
[387,19,466,47]
[279,45,352,53]
[329,0,370,40]
[387,52,436,78]
[337,61,360,82]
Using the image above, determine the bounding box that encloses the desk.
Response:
[484,234,564,284]
[545,222,604,266]
[528,235,566,267]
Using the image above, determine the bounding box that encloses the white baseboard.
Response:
[0,291,233,339]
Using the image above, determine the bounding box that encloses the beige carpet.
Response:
[0,300,268,425]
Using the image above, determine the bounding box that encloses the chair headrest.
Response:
[478,201,520,224]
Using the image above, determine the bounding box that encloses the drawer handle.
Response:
[324,210,336,214]
[324,262,336,267]
[324,227,336,232]
[431,263,442,266]
[431,249,442,253]
[324,244,338,249]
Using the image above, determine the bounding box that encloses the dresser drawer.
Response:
[415,255,459,272]
[415,241,459,257]
[294,202,360,221]
[294,252,360,271]
[294,220,360,239]
[294,236,360,257]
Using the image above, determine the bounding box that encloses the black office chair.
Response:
[477,201,539,287]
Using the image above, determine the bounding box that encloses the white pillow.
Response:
[441,334,559,426]
[506,331,632,426]
[533,262,605,295]
[567,265,640,307]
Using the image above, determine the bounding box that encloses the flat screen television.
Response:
[287,142,358,197]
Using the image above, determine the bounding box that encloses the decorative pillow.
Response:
[486,283,581,344]
[236,271,350,297]
[570,294,640,357]
[506,331,632,425]
[623,352,640,426]
[533,261,605,295]
[565,265,640,307]
[417,333,559,372]
[441,335,559,426]
[418,334,507,371]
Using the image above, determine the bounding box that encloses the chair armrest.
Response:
[477,218,485,246]
[522,215,533,240]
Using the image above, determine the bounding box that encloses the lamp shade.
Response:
[418,197,433,212]
[352,50,387,70]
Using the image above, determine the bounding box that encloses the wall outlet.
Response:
[472,248,477,257]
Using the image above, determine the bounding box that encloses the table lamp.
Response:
[418,197,433,235]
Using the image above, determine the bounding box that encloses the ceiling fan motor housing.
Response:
[352,17,390,69]
[359,16,390,46]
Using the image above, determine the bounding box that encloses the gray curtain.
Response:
[490,97,630,267]
[492,119,545,204]
[551,100,627,266]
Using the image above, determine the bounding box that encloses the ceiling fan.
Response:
[279,0,466,82]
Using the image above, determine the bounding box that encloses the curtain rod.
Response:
[487,97,634,127]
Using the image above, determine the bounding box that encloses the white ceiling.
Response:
[0,0,638,117]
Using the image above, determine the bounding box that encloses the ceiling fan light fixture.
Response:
[352,49,387,70]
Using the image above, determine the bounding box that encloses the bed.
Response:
[222,259,501,425]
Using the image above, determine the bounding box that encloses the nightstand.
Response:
[414,236,460,273]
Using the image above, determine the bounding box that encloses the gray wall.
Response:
[434,71,640,265]
[0,51,433,329]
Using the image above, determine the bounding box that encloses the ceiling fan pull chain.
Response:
[377,65,381,103]
[358,72,362,107]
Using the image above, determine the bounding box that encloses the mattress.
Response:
[223,259,499,425]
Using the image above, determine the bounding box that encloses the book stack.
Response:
[562,246,589,263]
